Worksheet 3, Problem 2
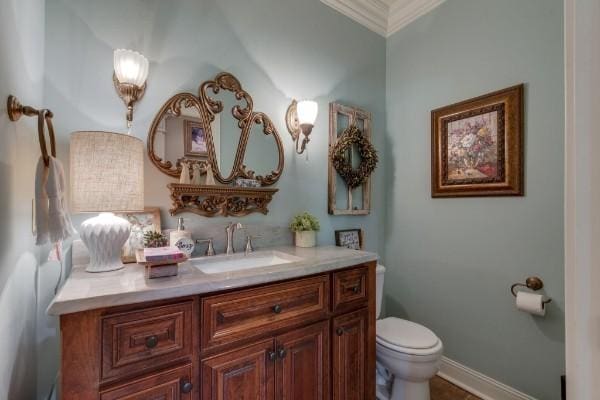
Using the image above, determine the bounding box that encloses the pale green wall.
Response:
[384,1,564,399]
[0,0,44,399]
[44,0,387,253]
[39,1,565,398]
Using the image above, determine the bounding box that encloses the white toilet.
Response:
[375,264,443,400]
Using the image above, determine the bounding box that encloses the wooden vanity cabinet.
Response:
[201,321,329,400]
[332,309,369,400]
[99,364,194,400]
[276,321,330,400]
[59,261,376,399]
[201,338,275,400]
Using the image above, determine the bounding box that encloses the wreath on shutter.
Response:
[331,125,378,189]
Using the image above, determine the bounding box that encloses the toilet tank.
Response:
[376,264,386,319]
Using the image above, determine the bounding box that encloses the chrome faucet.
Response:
[225,222,244,255]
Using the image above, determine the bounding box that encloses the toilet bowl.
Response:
[375,265,443,400]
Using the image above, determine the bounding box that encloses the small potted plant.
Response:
[143,231,168,248]
[290,212,320,248]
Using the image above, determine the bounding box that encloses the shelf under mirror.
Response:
[167,184,278,217]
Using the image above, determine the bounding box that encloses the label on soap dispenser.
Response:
[174,237,194,257]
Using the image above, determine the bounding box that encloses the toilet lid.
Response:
[376,317,439,350]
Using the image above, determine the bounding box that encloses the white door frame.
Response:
[564,0,600,398]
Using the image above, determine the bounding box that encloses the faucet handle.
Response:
[195,238,216,256]
[226,221,243,230]
[244,235,262,255]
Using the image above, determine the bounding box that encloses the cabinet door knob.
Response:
[272,304,282,314]
[268,351,277,362]
[145,335,158,349]
[181,380,193,394]
[336,327,344,336]
[351,285,360,294]
[277,347,287,359]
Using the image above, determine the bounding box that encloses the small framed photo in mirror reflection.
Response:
[184,119,208,157]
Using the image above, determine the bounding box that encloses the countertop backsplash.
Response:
[162,221,294,257]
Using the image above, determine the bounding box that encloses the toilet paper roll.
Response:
[516,291,546,316]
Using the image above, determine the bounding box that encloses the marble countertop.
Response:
[47,244,378,316]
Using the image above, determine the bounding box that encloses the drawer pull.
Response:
[277,347,287,359]
[272,304,283,314]
[351,286,360,294]
[268,351,277,362]
[181,380,193,394]
[145,335,159,349]
[336,327,344,336]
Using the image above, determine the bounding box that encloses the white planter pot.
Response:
[295,231,316,248]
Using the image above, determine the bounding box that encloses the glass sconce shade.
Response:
[296,100,318,126]
[113,49,149,128]
[113,49,149,87]
[285,99,318,155]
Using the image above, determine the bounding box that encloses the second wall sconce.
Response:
[286,99,318,154]
[113,49,149,129]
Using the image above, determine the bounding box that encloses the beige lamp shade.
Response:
[70,131,144,213]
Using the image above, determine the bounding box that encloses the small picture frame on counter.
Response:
[117,207,162,263]
[335,229,364,250]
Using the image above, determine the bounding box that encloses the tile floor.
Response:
[430,376,481,400]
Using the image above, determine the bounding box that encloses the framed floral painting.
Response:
[431,84,524,197]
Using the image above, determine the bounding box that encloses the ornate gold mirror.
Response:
[148,93,211,178]
[148,72,285,216]
[198,73,284,185]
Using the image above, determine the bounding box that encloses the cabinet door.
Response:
[100,364,193,400]
[201,338,276,400]
[275,321,329,400]
[332,309,368,400]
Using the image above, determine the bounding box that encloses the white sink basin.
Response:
[191,250,302,274]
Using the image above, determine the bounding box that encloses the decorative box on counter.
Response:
[135,247,188,279]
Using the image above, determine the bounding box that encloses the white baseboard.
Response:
[438,357,537,400]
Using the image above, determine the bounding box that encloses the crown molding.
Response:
[321,0,389,36]
[321,0,445,37]
[388,0,445,35]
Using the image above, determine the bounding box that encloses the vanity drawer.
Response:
[100,364,194,400]
[101,300,194,381]
[201,275,329,349]
[333,266,369,312]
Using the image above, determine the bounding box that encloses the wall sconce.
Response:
[113,49,149,129]
[286,99,318,154]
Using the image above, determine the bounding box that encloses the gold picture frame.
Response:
[116,207,162,263]
[431,84,524,197]
[184,118,208,158]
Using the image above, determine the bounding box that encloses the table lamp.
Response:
[70,131,144,272]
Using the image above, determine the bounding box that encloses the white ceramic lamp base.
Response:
[80,212,131,273]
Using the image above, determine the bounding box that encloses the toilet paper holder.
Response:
[510,276,552,305]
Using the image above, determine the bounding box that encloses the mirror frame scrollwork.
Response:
[148,72,285,186]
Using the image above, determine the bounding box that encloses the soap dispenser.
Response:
[170,217,192,245]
